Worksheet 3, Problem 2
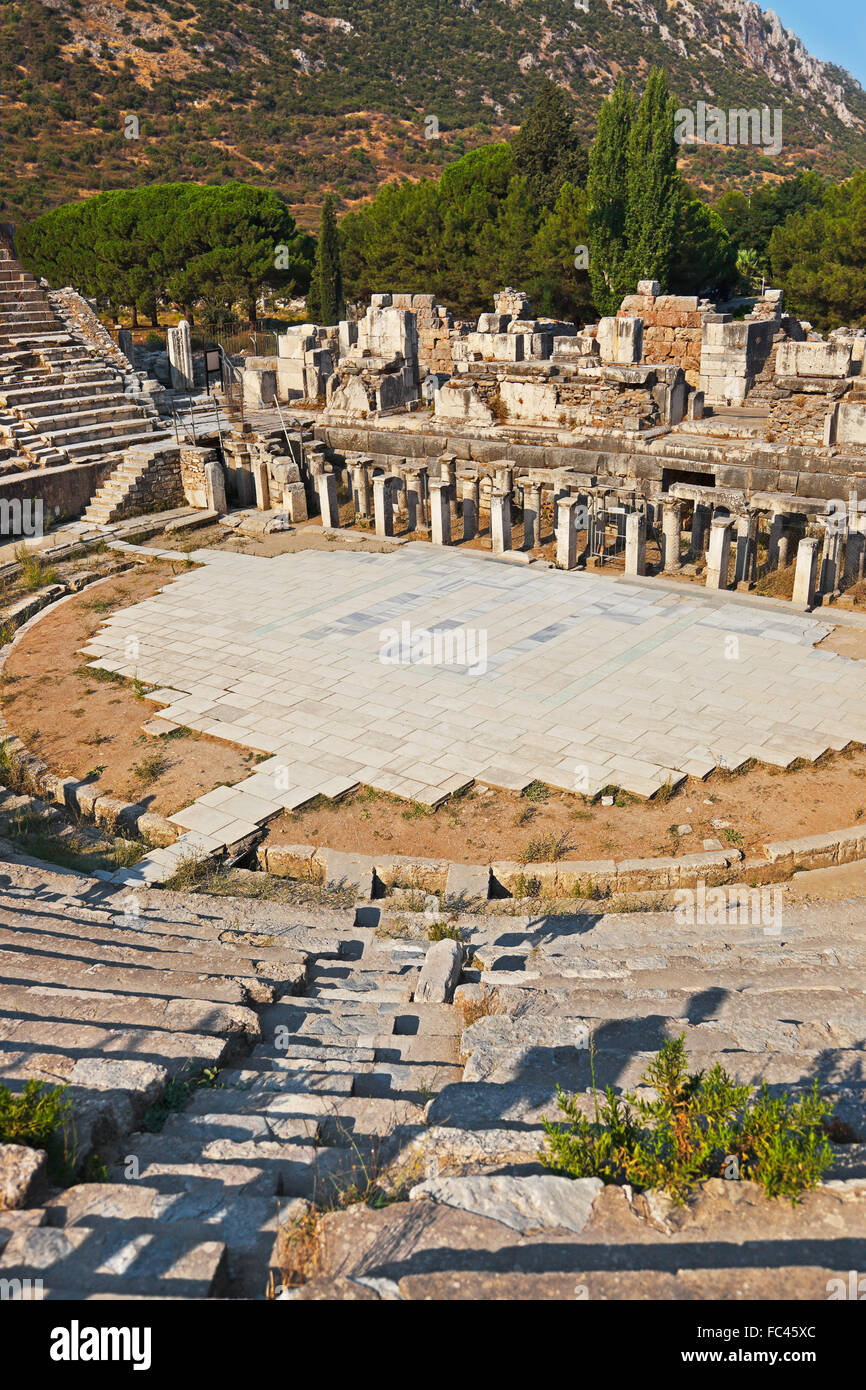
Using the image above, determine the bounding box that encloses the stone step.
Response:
[318,1095,425,1144]
[41,416,161,447]
[18,396,137,422]
[160,1105,321,1147]
[0,913,309,981]
[45,1182,282,1297]
[460,1041,866,1090]
[0,1214,228,1299]
[0,1015,232,1076]
[67,427,174,461]
[0,945,270,1005]
[481,964,866,994]
[281,1174,866,1301]
[0,981,261,1038]
[1,379,118,406]
[219,1067,356,1096]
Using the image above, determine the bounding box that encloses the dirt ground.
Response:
[144,518,401,559]
[2,562,262,817]
[261,746,866,864]
[6,538,866,860]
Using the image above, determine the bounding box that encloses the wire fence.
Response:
[130,321,279,358]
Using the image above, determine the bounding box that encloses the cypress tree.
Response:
[307,193,344,325]
[624,67,680,291]
[586,77,635,315]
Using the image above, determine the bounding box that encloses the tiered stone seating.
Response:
[0,256,172,471]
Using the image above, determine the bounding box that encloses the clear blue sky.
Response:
[770,0,866,86]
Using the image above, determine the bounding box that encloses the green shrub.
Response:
[542,1035,832,1205]
[518,830,571,863]
[0,1079,74,1179]
[511,872,542,898]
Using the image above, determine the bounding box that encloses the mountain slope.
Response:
[2,0,864,230]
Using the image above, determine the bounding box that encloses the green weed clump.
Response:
[142,1064,221,1132]
[427,921,463,942]
[14,545,58,592]
[542,1035,832,1205]
[0,1079,74,1180]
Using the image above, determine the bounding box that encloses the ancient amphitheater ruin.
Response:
[2,223,866,1307]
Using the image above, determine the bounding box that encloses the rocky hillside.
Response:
[2,0,865,229]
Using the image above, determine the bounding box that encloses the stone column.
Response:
[373,475,394,538]
[118,328,135,366]
[167,319,193,392]
[461,475,480,541]
[253,459,270,511]
[283,481,307,523]
[767,511,787,571]
[317,469,340,529]
[429,479,452,546]
[205,459,227,514]
[439,455,459,529]
[392,464,409,530]
[843,518,866,589]
[690,502,711,560]
[522,481,543,551]
[734,513,757,587]
[661,500,683,572]
[819,522,845,597]
[350,462,372,520]
[793,536,820,610]
[704,517,733,590]
[405,467,428,534]
[490,487,512,554]
[625,511,647,576]
[556,497,579,571]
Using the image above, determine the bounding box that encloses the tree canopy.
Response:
[18,182,314,324]
[769,171,866,328]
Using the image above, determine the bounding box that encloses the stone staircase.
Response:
[80,446,177,526]
[0,255,172,471]
[3,844,866,1300]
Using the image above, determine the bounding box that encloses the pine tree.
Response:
[586,77,635,315]
[530,181,595,323]
[624,67,680,291]
[512,79,587,212]
[307,193,345,325]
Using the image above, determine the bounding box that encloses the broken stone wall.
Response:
[435,359,687,432]
[389,292,458,376]
[617,289,706,386]
[180,445,219,508]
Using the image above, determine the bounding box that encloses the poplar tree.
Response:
[586,77,635,315]
[624,67,680,290]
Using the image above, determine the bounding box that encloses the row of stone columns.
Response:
[302,449,866,614]
[658,496,866,610]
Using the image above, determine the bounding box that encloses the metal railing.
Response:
[216,343,244,425]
